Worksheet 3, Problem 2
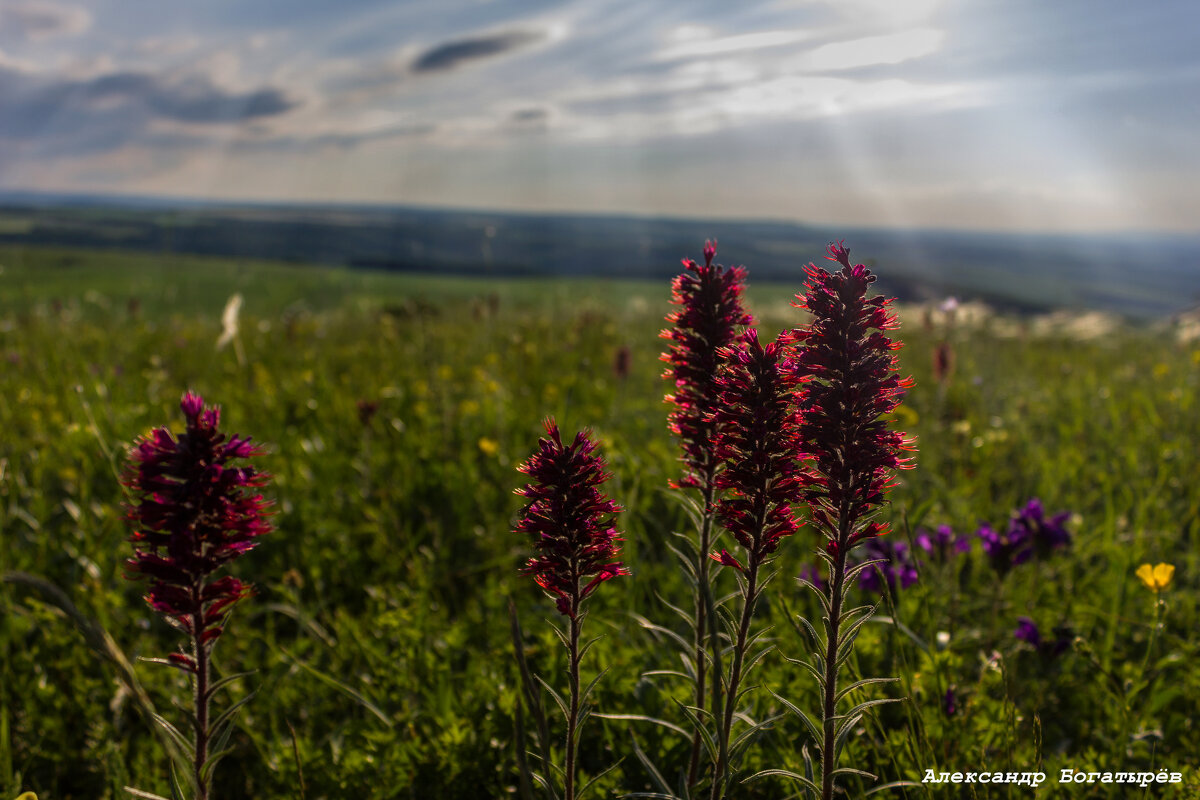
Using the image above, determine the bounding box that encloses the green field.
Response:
[2,244,1199,798]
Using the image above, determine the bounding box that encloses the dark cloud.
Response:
[412,30,542,73]
[511,108,547,123]
[0,64,298,168]
[0,65,296,143]
[0,2,90,41]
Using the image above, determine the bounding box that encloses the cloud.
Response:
[411,29,543,73]
[0,1,91,41]
[0,66,296,138]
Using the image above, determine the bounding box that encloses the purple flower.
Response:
[660,241,753,491]
[1014,616,1072,659]
[515,419,629,618]
[855,537,920,594]
[1014,616,1041,647]
[915,524,970,563]
[710,329,805,567]
[797,562,828,592]
[943,686,957,717]
[1012,498,1072,558]
[124,391,271,663]
[790,241,915,552]
[977,522,1032,576]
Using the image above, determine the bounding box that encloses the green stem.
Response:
[709,554,760,800]
[192,587,211,800]
[820,545,847,800]
[687,479,716,789]
[564,598,582,800]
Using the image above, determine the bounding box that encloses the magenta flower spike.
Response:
[660,241,753,788]
[705,327,806,800]
[660,241,754,490]
[791,242,914,549]
[710,328,805,567]
[513,418,627,800]
[515,418,628,618]
[788,241,915,800]
[123,391,272,799]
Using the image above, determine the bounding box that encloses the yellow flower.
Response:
[1136,563,1175,593]
[477,437,499,456]
[16,792,39,800]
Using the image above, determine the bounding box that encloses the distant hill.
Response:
[1,190,1197,317]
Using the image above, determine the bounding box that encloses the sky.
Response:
[0,0,1197,233]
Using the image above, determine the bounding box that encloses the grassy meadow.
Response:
[2,244,1199,798]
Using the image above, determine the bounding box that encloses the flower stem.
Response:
[192,590,211,800]
[687,479,716,789]
[565,598,582,800]
[710,554,760,800]
[820,545,847,800]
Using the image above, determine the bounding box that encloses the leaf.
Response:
[730,713,784,756]
[768,688,823,749]
[593,713,689,739]
[280,648,392,727]
[863,780,925,796]
[835,677,900,705]
[124,788,171,800]
[577,756,625,799]
[205,669,257,703]
[628,732,679,799]
[631,614,693,653]
[742,768,820,793]
[535,675,570,720]
[150,713,195,759]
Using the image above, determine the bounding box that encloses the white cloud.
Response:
[657,27,815,60]
[798,28,946,71]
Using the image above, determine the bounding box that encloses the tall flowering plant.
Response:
[706,328,806,800]
[513,419,628,800]
[124,391,272,800]
[659,241,753,787]
[784,242,915,800]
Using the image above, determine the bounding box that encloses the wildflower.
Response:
[1014,616,1041,647]
[123,391,271,799]
[798,562,828,592]
[711,328,805,566]
[613,344,632,380]
[514,419,628,618]
[789,241,914,800]
[660,240,753,490]
[356,399,379,426]
[1136,562,1175,593]
[1012,498,1071,558]
[932,341,955,384]
[855,537,920,594]
[513,419,627,800]
[915,524,970,563]
[1014,617,1072,658]
[943,686,957,717]
[977,522,1031,576]
[791,241,914,550]
[659,240,752,789]
[706,327,806,799]
[125,391,271,654]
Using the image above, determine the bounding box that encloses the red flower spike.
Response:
[514,419,629,618]
[792,241,915,549]
[124,392,272,650]
[710,328,806,566]
[660,242,753,490]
